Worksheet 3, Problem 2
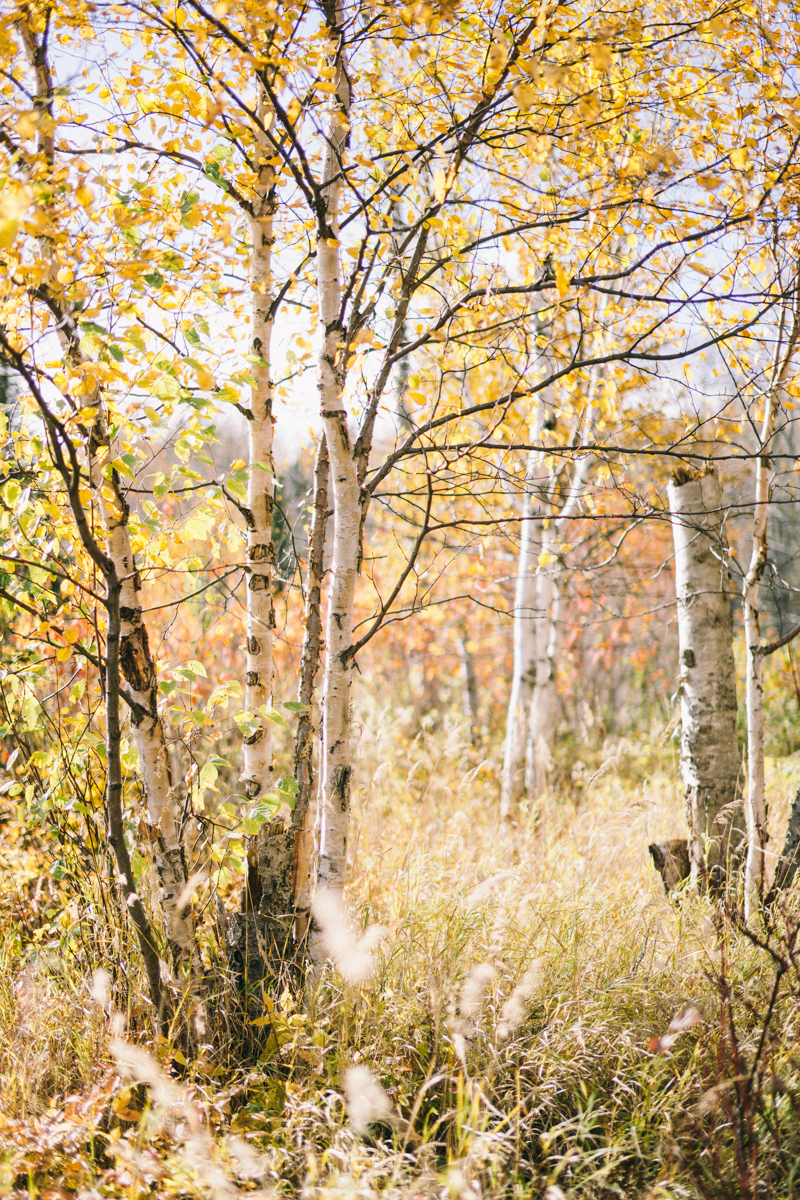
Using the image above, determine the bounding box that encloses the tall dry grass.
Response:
[1,700,800,1197]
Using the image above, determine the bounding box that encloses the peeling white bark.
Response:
[19,12,196,978]
[292,437,329,945]
[242,86,277,807]
[90,436,198,975]
[668,470,740,888]
[309,0,356,958]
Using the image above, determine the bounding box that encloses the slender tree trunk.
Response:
[500,479,539,810]
[766,780,800,905]
[230,86,303,983]
[95,457,199,977]
[668,468,741,889]
[292,438,329,944]
[6,333,170,1025]
[19,10,198,979]
[526,557,559,797]
[457,627,480,747]
[105,578,168,1030]
[242,86,277,808]
[742,300,800,917]
[308,0,357,961]
[525,449,595,798]
[501,433,546,816]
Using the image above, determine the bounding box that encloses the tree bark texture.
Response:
[526,555,559,798]
[104,579,168,1028]
[292,437,329,945]
[500,438,546,816]
[19,10,197,978]
[309,0,356,960]
[766,780,800,905]
[742,294,799,919]
[458,627,480,747]
[668,469,741,888]
[241,85,277,807]
[525,448,595,798]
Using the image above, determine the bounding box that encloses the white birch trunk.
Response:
[742,307,800,917]
[500,454,541,815]
[668,470,740,889]
[525,407,596,799]
[526,536,559,798]
[20,12,197,977]
[292,437,329,946]
[309,0,357,958]
[90,433,199,976]
[501,403,549,816]
[242,87,277,806]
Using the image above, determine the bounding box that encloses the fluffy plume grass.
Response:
[1,708,800,1197]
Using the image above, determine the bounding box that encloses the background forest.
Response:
[3,0,800,1196]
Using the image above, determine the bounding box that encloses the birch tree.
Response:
[668,468,741,888]
[525,448,595,798]
[742,286,800,919]
[500,423,547,814]
[12,9,199,985]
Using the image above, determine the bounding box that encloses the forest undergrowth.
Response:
[2,706,800,1200]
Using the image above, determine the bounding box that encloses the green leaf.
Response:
[126,328,147,351]
[179,190,199,215]
[261,705,288,727]
[203,161,229,191]
[282,700,309,713]
[108,344,125,362]
[144,272,164,289]
[21,696,40,732]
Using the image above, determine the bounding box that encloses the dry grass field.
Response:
[2,704,800,1200]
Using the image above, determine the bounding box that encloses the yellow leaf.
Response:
[194,366,215,390]
[56,647,72,663]
[16,110,40,139]
[538,551,555,566]
[75,185,93,208]
[286,97,302,124]
[542,63,566,88]
[486,42,508,74]
[589,42,612,70]
[780,109,800,134]
[513,82,536,113]
[730,146,748,170]
[0,184,33,249]
[555,264,569,298]
[112,1088,142,1122]
[433,168,447,204]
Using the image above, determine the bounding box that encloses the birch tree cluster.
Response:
[2,0,800,1026]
